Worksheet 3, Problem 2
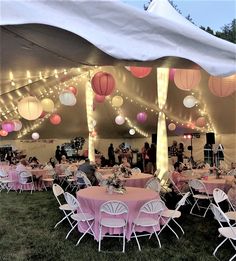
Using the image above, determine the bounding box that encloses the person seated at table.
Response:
[227,176,236,208]
[78,158,98,186]
[61,155,68,164]
[120,157,131,169]
[29,156,40,168]
[48,157,56,168]
[16,159,28,173]
[171,162,189,193]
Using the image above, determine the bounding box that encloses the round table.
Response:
[97,168,114,176]
[102,173,153,188]
[76,186,160,240]
[202,176,233,194]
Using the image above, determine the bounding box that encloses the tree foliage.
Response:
[144,0,235,44]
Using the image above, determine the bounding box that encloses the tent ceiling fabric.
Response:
[0,0,235,140]
[1,0,235,76]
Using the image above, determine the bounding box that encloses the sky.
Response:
[121,0,236,31]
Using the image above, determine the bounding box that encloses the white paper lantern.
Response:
[32,132,40,140]
[59,90,76,106]
[41,98,54,112]
[129,128,135,135]
[168,123,176,131]
[112,96,123,107]
[12,120,22,131]
[183,95,197,108]
[115,115,125,125]
[18,96,43,120]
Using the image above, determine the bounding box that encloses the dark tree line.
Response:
[144,0,236,44]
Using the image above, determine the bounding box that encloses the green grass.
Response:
[0,190,234,261]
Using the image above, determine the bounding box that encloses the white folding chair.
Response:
[42,168,55,191]
[19,171,35,194]
[75,171,92,189]
[132,199,165,251]
[154,168,160,177]
[131,167,141,174]
[188,179,213,217]
[0,169,15,193]
[158,192,191,239]
[210,203,236,261]
[98,200,129,252]
[95,172,106,186]
[64,192,95,246]
[52,184,73,228]
[145,178,161,193]
[213,188,236,223]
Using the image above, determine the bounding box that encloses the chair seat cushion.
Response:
[133,217,159,227]
[72,212,94,222]
[219,227,236,239]
[100,217,126,228]
[59,204,73,211]
[161,209,181,218]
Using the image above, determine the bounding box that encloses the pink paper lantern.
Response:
[0,129,8,137]
[137,112,147,123]
[169,68,176,81]
[39,111,47,118]
[196,117,206,127]
[174,69,201,91]
[91,72,115,96]
[12,120,22,131]
[208,75,236,97]
[94,94,105,103]
[50,114,61,125]
[67,86,78,96]
[130,67,152,78]
[1,121,14,133]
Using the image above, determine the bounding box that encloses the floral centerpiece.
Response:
[119,165,132,178]
[106,173,126,194]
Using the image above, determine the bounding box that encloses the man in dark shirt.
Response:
[78,158,98,185]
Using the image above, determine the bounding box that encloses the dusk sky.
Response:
[122,0,235,32]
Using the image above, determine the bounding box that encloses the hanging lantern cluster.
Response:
[1,121,15,133]
[18,96,43,120]
[91,72,115,96]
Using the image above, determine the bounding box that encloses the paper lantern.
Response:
[208,75,236,97]
[196,117,206,127]
[183,95,197,108]
[129,128,135,135]
[12,120,22,131]
[50,114,61,125]
[59,90,76,106]
[39,111,47,118]
[18,96,42,120]
[32,132,39,140]
[174,69,201,91]
[115,115,125,125]
[169,68,176,81]
[0,130,8,137]
[112,96,123,107]
[41,98,54,112]
[130,67,152,78]
[91,72,115,96]
[94,94,105,103]
[1,121,14,132]
[67,86,78,96]
[168,123,176,131]
[137,112,147,123]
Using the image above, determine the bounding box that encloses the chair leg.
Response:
[153,227,161,248]
[76,221,94,246]
[172,219,184,234]
[203,203,211,218]
[229,253,236,261]
[98,225,102,252]
[213,238,228,257]
[133,226,141,251]
[122,227,126,253]
[66,222,78,239]
[54,211,73,228]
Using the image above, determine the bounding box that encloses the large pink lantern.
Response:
[12,120,22,131]
[0,130,8,137]
[67,86,78,96]
[94,94,105,103]
[50,114,61,125]
[130,67,152,78]
[136,112,148,123]
[208,75,236,97]
[196,117,206,127]
[174,69,201,91]
[1,121,14,133]
[91,72,115,96]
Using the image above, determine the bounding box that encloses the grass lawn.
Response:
[0,189,234,261]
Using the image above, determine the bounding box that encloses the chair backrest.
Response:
[210,203,230,226]
[213,188,234,210]
[131,167,141,174]
[53,183,64,197]
[64,192,80,211]
[168,175,185,194]
[75,171,92,187]
[160,170,170,184]
[176,192,191,209]
[19,171,33,184]
[154,168,160,177]
[139,199,165,215]
[145,178,161,193]
[189,179,207,192]
[100,200,129,216]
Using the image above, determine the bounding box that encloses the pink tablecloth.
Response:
[76,186,160,240]
[202,176,233,194]
[97,168,115,176]
[102,173,153,188]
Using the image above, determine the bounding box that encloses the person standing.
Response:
[177,143,184,163]
[141,142,150,173]
[61,146,68,159]
[55,146,61,163]
[170,140,178,165]
[147,143,156,174]
[108,144,115,166]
